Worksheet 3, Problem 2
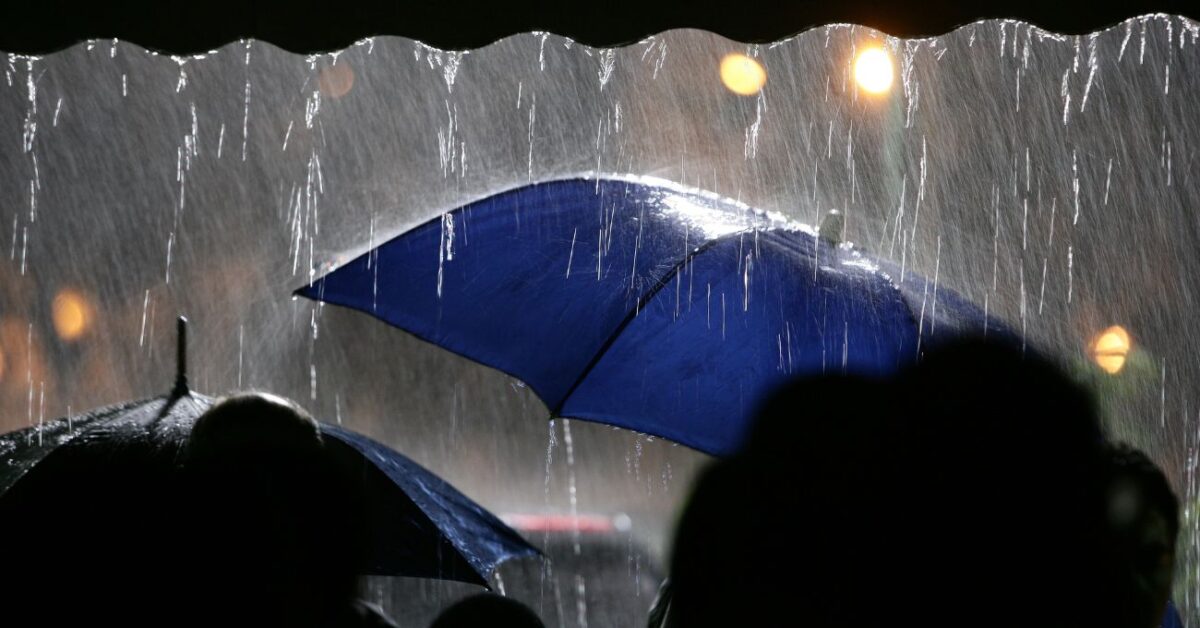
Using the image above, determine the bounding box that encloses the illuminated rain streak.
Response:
[437,212,455,298]
[25,324,32,430]
[138,289,150,346]
[744,93,764,159]
[597,49,616,89]
[527,92,536,180]
[238,324,245,388]
[1103,159,1113,204]
[242,42,252,161]
[564,227,579,280]
[1072,150,1081,224]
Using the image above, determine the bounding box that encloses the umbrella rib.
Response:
[555,231,740,412]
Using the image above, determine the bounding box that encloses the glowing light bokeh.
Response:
[720,53,767,96]
[52,290,91,341]
[1091,325,1132,374]
[854,47,894,94]
[318,62,355,99]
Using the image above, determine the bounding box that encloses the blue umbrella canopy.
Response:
[298,176,1013,455]
[0,390,538,586]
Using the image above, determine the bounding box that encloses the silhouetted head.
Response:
[187,392,325,460]
[668,338,1119,627]
[887,338,1108,625]
[182,392,367,627]
[430,594,546,628]
[668,374,895,628]
[1093,443,1179,628]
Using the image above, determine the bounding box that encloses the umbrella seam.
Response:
[555,230,743,413]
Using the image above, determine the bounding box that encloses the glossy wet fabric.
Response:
[0,391,537,585]
[299,177,1013,455]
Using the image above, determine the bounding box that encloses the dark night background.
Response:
[0,1,1196,54]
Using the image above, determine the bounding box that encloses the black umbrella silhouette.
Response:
[0,318,538,589]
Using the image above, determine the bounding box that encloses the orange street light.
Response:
[1091,325,1132,375]
[52,289,93,342]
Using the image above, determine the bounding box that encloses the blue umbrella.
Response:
[298,177,1012,455]
[0,377,537,587]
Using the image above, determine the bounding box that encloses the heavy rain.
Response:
[1,14,1198,626]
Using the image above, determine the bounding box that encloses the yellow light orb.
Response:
[1091,325,1131,375]
[720,53,767,96]
[52,290,91,342]
[854,47,894,95]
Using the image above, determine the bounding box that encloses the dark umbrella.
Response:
[296,176,1015,456]
[0,320,538,588]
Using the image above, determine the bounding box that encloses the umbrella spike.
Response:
[173,316,189,397]
[819,208,844,246]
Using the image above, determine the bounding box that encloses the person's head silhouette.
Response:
[887,339,1109,626]
[668,374,895,628]
[182,392,368,627]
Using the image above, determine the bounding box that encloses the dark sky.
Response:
[1,0,1196,54]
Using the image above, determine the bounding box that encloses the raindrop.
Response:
[566,228,577,279]
[139,290,151,347]
[1103,159,1113,205]
[1067,246,1074,303]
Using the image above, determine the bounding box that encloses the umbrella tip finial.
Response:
[819,209,844,247]
[173,316,189,397]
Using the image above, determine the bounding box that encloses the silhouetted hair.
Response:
[886,338,1108,626]
[430,594,546,628]
[669,375,895,628]
[668,338,1116,628]
[186,392,324,461]
[181,392,368,628]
